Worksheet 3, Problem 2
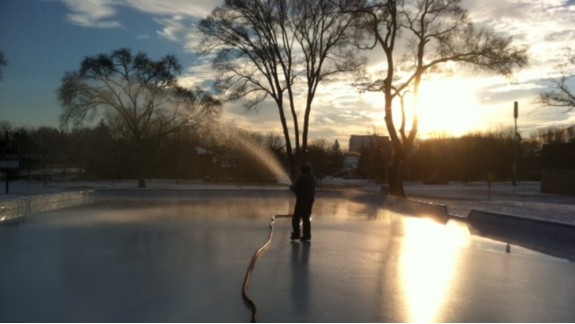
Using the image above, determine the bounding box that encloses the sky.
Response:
[0,0,574,150]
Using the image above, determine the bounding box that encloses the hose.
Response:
[241,214,292,322]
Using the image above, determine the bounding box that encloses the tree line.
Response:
[407,127,575,183]
[2,121,572,184]
[0,120,343,184]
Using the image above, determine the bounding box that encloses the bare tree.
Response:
[534,125,575,144]
[539,47,575,112]
[198,0,364,179]
[58,48,221,187]
[347,0,528,197]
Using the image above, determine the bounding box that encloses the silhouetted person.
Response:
[291,164,316,241]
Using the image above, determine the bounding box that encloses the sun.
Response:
[357,76,486,139]
[412,77,484,138]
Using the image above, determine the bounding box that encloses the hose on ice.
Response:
[241,214,292,322]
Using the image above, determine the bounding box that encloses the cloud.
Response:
[154,16,187,42]
[61,0,122,28]
[462,0,574,57]
[59,0,219,54]
[545,30,575,42]
[60,0,220,29]
[125,0,220,18]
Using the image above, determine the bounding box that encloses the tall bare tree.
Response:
[198,0,364,179]
[58,48,221,187]
[539,47,575,112]
[347,0,528,197]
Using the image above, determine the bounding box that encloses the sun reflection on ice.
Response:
[399,218,470,322]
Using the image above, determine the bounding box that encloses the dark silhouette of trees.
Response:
[409,131,515,182]
[34,128,65,183]
[62,127,91,179]
[198,0,364,180]
[329,139,344,175]
[307,139,331,180]
[533,126,575,144]
[4,121,573,184]
[300,138,344,182]
[84,120,118,179]
[261,132,287,162]
[58,48,221,187]
[519,137,543,181]
[346,0,528,197]
[356,135,390,181]
[406,127,575,183]
[159,126,201,181]
[539,48,575,112]
[201,128,288,183]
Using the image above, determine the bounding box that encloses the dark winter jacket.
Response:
[293,172,315,204]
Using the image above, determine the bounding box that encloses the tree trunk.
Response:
[388,153,406,197]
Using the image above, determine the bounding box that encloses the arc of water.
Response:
[216,125,292,185]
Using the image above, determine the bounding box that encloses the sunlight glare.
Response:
[356,76,488,139]
[416,78,483,138]
[399,218,470,322]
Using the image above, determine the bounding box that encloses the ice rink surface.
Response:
[1,189,575,322]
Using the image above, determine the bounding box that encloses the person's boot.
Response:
[290,232,300,240]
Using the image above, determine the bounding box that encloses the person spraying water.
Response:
[242,164,313,321]
[290,163,316,241]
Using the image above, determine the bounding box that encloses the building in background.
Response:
[343,135,392,180]
[348,135,391,153]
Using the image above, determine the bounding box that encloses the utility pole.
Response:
[512,101,518,186]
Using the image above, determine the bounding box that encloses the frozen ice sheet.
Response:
[1,190,574,322]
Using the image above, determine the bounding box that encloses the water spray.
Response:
[209,122,292,186]
[241,214,293,322]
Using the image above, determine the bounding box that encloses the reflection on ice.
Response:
[2,190,575,322]
[400,218,470,322]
